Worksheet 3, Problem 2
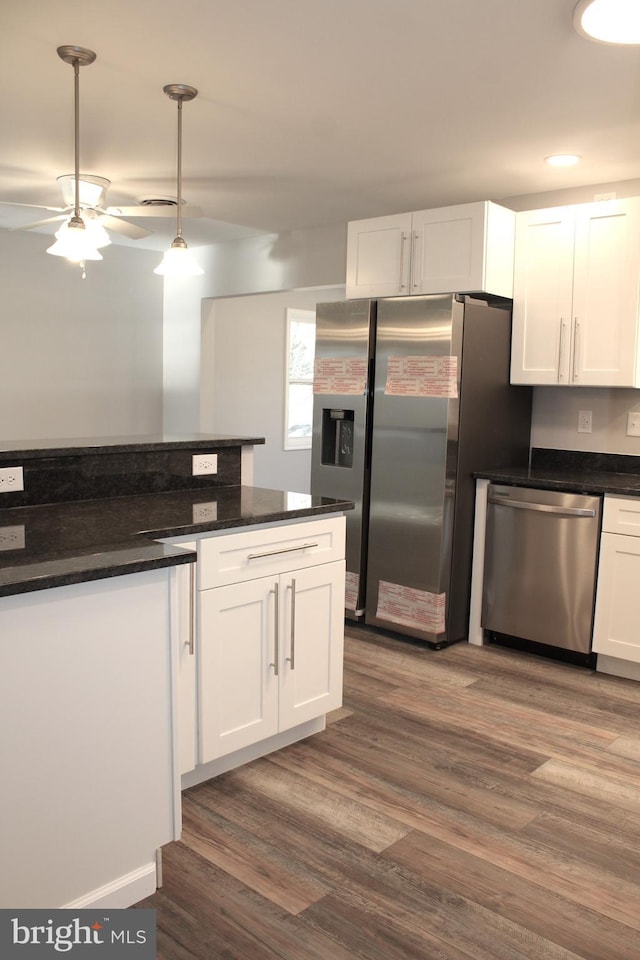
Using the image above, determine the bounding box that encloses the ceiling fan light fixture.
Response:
[574,0,640,44]
[57,174,111,209]
[154,237,204,277]
[46,217,103,262]
[155,83,203,279]
[54,212,111,249]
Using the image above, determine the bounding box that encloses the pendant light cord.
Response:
[73,57,81,221]
[176,97,183,239]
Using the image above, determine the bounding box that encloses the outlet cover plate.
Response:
[193,502,218,523]
[627,412,640,437]
[0,466,24,492]
[0,525,25,550]
[192,453,218,476]
[577,410,592,434]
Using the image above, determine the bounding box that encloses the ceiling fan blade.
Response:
[10,214,67,231]
[0,201,66,213]
[98,214,153,240]
[105,204,203,219]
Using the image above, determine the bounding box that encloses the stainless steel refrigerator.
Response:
[310,295,531,647]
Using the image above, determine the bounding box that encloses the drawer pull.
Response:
[247,541,319,561]
[286,579,296,670]
[270,582,279,676]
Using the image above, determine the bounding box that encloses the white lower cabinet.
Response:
[198,559,345,763]
[593,495,640,673]
[176,515,347,777]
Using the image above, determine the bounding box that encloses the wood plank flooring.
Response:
[136,625,640,959]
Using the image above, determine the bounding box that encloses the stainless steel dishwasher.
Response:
[482,484,602,654]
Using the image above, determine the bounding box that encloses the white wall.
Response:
[162,223,347,434]
[532,387,640,455]
[201,287,344,492]
[0,228,164,441]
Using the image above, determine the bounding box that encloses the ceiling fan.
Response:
[3,173,203,241]
[1,44,202,249]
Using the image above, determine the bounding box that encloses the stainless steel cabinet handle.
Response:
[557,317,566,382]
[286,579,296,670]
[188,562,195,656]
[573,318,580,382]
[411,231,421,290]
[248,542,318,561]
[399,232,408,291]
[270,582,279,675]
[488,494,596,518]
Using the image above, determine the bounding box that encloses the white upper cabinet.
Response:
[346,201,515,300]
[511,198,640,387]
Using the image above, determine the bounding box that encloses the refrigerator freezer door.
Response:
[365,295,461,643]
[310,299,375,618]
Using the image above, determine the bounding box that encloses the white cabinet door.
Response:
[511,198,640,387]
[573,199,640,386]
[593,531,640,664]
[279,560,345,730]
[346,202,515,300]
[198,576,279,764]
[198,560,345,763]
[411,201,514,297]
[346,213,412,299]
[510,207,575,384]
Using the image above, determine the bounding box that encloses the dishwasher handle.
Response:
[487,493,596,518]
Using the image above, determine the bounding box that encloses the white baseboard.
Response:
[63,862,157,909]
[597,654,640,682]
[181,716,326,789]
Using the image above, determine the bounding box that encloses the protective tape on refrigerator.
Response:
[385,355,458,398]
[376,580,446,633]
[313,357,368,395]
[345,570,359,611]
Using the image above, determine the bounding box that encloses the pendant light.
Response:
[154,84,204,277]
[574,0,640,44]
[47,46,103,263]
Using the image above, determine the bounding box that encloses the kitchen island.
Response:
[0,434,352,910]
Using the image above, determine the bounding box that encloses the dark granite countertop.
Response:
[475,465,640,496]
[0,486,353,598]
[0,432,264,461]
[476,449,640,496]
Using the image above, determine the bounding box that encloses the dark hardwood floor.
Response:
[137,625,640,959]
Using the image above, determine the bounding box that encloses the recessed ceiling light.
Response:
[545,154,582,167]
[574,0,640,44]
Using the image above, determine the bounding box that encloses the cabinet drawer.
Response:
[602,495,640,536]
[198,516,346,589]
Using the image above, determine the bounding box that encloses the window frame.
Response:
[283,307,316,451]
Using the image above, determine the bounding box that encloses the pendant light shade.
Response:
[47,217,103,261]
[154,84,204,278]
[574,0,640,44]
[48,46,103,262]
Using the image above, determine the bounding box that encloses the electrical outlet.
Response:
[577,410,592,434]
[192,453,218,476]
[0,525,25,551]
[627,412,640,437]
[0,466,24,492]
[193,502,218,523]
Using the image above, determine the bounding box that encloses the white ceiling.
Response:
[2,0,640,251]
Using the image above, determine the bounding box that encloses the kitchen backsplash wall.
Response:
[531,386,640,456]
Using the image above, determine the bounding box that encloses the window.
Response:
[284,308,315,450]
